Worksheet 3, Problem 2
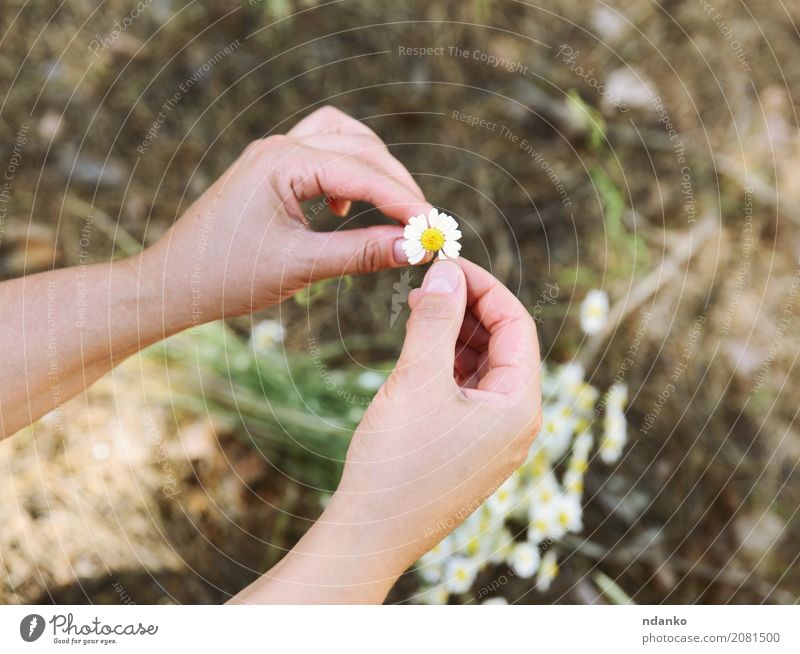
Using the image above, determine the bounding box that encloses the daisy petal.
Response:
[438,213,458,232]
[403,223,425,240]
[408,249,426,264]
[412,214,429,229]
[442,240,462,258]
[403,239,423,256]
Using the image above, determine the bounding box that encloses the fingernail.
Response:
[393,238,408,264]
[333,199,352,217]
[422,260,460,294]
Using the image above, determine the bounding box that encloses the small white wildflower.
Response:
[554,362,585,393]
[486,475,518,518]
[482,597,508,605]
[536,550,559,592]
[417,585,450,605]
[563,467,585,496]
[539,409,573,462]
[250,320,285,354]
[524,443,551,478]
[599,432,626,463]
[488,528,515,565]
[555,493,583,534]
[402,208,462,264]
[606,383,628,411]
[453,510,489,554]
[418,563,444,584]
[531,471,560,507]
[458,527,495,560]
[580,289,609,335]
[600,407,627,464]
[419,537,453,583]
[573,382,600,416]
[573,431,594,461]
[418,541,448,584]
[528,502,558,544]
[444,556,478,594]
[508,542,541,579]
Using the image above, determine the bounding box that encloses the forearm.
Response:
[229,494,418,604]
[0,249,195,438]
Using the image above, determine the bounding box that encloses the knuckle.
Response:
[259,134,293,153]
[316,105,345,121]
[355,239,386,274]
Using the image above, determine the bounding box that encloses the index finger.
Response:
[457,258,540,398]
[282,145,432,224]
[287,105,378,139]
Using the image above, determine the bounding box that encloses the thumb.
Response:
[396,260,466,380]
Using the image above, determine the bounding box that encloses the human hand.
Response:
[329,257,542,578]
[231,258,541,603]
[141,106,431,323]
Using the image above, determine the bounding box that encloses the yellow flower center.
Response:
[420,227,445,252]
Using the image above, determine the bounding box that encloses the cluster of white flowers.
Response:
[415,289,628,604]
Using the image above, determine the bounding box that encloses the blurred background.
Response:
[1,0,798,604]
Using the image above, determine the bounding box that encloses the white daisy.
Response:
[600,406,627,464]
[482,597,508,605]
[250,320,285,354]
[402,208,462,264]
[563,467,585,497]
[606,383,628,412]
[572,382,600,416]
[418,536,453,583]
[580,289,609,335]
[539,408,573,461]
[536,550,559,592]
[599,428,626,463]
[555,493,583,533]
[417,585,450,605]
[527,503,557,544]
[444,556,478,594]
[486,475,518,518]
[531,470,560,507]
[572,431,594,461]
[508,541,541,579]
[488,528,515,565]
[550,362,586,402]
